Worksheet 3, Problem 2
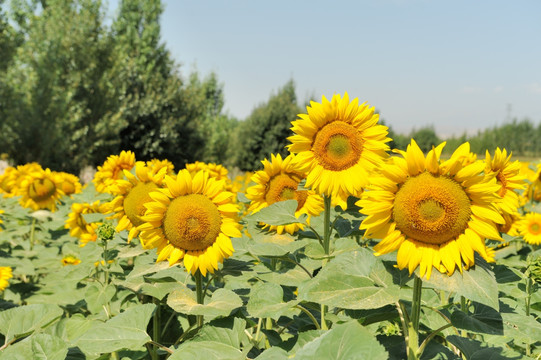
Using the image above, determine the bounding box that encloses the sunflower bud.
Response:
[96,222,115,243]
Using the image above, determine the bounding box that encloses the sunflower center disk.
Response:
[393,172,471,245]
[530,223,541,235]
[163,194,222,251]
[265,174,306,211]
[123,182,158,227]
[312,121,362,171]
[29,178,56,202]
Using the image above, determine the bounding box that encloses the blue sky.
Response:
[109,0,541,137]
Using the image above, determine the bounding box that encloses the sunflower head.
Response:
[358,139,504,279]
[246,153,324,234]
[61,255,81,266]
[518,212,541,245]
[17,168,64,212]
[138,169,241,276]
[0,266,13,292]
[93,150,136,193]
[54,171,83,197]
[65,201,104,246]
[287,92,390,209]
[104,162,167,242]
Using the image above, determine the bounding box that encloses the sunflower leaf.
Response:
[291,321,388,360]
[246,200,307,226]
[246,282,300,319]
[167,287,242,318]
[0,304,63,344]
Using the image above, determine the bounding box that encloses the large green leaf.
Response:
[84,283,116,314]
[291,321,388,359]
[501,312,541,344]
[168,341,244,360]
[420,257,499,310]
[193,318,248,351]
[450,303,504,335]
[246,200,307,226]
[298,250,400,310]
[0,304,63,343]
[167,287,242,318]
[246,282,300,319]
[446,335,524,359]
[74,304,155,355]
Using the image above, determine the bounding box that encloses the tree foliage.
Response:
[231,80,301,171]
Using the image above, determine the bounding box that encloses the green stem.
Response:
[295,305,321,330]
[320,195,332,330]
[254,317,263,343]
[195,270,204,328]
[265,317,272,349]
[525,276,533,356]
[417,323,454,357]
[460,295,467,337]
[322,195,332,255]
[29,217,36,250]
[152,299,160,360]
[407,276,423,360]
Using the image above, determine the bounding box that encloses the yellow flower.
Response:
[246,153,324,234]
[517,212,541,245]
[138,170,241,276]
[93,150,136,193]
[65,201,106,246]
[17,167,64,211]
[357,140,504,279]
[484,148,525,216]
[146,158,175,176]
[186,161,229,182]
[287,92,390,209]
[0,266,13,292]
[54,171,82,197]
[61,255,81,266]
[104,161,167,242]
[0,163,42,198]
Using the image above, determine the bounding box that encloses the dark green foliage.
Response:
[409,125,441,153]
[232,80,301,171]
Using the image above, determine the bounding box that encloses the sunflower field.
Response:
[1,93,541,360]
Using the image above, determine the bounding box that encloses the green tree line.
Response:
[1,0,539,175]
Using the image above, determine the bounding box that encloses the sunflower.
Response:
[105,161,167,242]
[246,153,324,234]
[0,266,12,292]
[61,255,81,266]
[517,212,541,245]
[93,150,136,193]
[357,140,504,279]
[287,92,390,209]
[65,200,106,246]
[0,163,42,197]
[147,158,175,176]
[138,169,241,276]
[186,161,229,181]
[523,161,541,203]
[54,171,82,197]
[484,148,525,216]
[17,167,64,211]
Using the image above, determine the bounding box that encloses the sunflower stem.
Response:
[525,275,533,356]
[407,275,423,360]
[322,195,332,255]
[151,298,160,360]
[29,217,36,250]
[195,270,204,328]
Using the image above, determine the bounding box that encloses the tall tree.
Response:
[232,80,301,171]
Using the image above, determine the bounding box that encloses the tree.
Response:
[231,80,301,171]
[409,126,440,153]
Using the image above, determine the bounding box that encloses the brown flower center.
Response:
[312,121,362,171]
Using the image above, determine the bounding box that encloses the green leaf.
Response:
[168,341,244,360]
[420,257,499,310]
[501,312,541,344]
[255,347,289,360]
[450,303,504,335]
[446,335,524,359]
[167,287,242,318]
[291,321,388,359]
[81,212,106,224]
[246,200,307,226]
[74,304,156,355]
[0,304,63,343]
[84,283,116,314]
[30,334,69,360]
[248,235,309,257]
[195,318,247,349]
[246,282,300,319]
[298,250,400,310]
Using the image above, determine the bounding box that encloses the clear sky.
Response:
[110,0,541,137]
